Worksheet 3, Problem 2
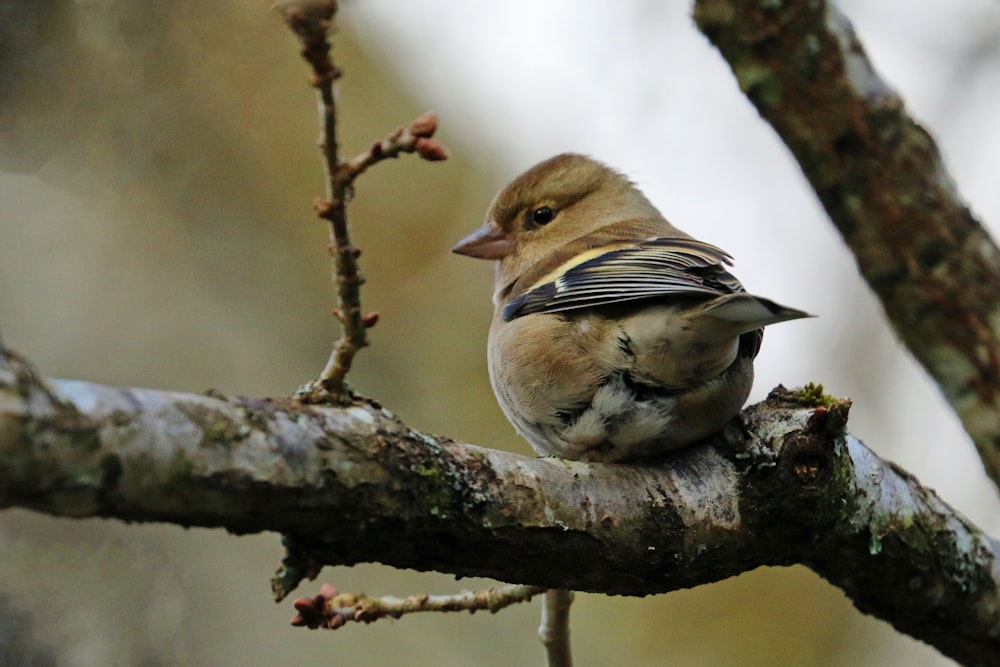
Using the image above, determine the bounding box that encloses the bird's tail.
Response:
[702,293,814,334]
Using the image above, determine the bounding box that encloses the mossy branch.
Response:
[695,0,1000,491]
[1,348,998,666]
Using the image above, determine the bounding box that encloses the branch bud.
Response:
[409,111,439,138]
[415,138,449,162]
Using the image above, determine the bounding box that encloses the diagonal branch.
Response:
[1,348,998,666]
[694,0,1000,490]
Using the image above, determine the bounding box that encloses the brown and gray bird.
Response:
[453,153,811,462]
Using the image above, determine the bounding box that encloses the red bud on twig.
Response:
[409,111,439,138]
[415,138,449,161]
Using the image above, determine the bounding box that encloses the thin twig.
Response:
[290,583,547,629]
[277,2,448,405]
[311,111,447,400]
[539,590,574,667]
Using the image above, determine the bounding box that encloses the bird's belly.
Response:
[536,366,750,462]
[488,312,753,462]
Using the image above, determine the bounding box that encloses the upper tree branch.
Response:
[694,0,1000,489]
[1,349,997,666]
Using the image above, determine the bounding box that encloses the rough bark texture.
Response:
[694,0,1000,488]
[1,349,999,665]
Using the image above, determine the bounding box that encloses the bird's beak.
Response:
[451,222,515,260]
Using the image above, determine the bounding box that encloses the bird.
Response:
[452,153,812,463]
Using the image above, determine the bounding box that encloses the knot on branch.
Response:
[755,383,851,488]
[778,431,834,486]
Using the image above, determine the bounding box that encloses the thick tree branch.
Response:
[1,349,998,666]
[694,0,1000,489]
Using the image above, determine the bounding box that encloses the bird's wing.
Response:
[502,237,745,321]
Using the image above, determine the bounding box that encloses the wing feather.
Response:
[502,237,745,321]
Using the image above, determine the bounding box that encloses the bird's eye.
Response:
[530,206,556,226]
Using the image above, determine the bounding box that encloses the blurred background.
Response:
[2,0,999,665]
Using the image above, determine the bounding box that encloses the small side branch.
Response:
[277,2,447,403]
[290,583,546,630]
[308,111,447,402]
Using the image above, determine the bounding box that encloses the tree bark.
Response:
[1,348,998,666]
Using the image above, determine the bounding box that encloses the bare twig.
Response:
[695,0,1000,490]
[278,0,363,403]
[277,2,448,404]
[290,583,546,629]
[539,590,574,667]
[308,111,447,400]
